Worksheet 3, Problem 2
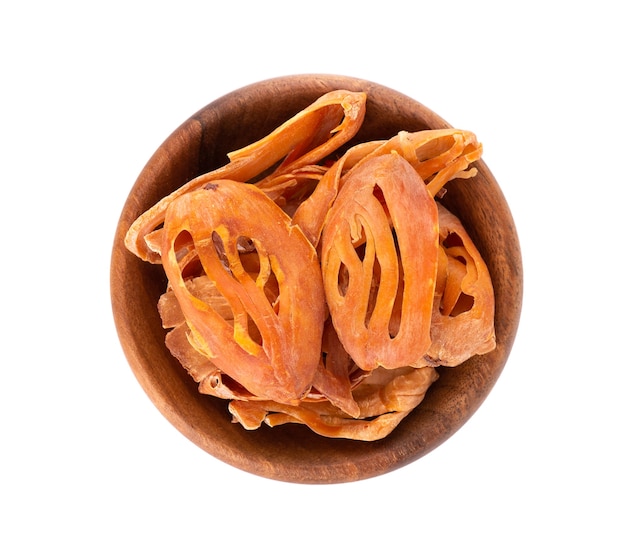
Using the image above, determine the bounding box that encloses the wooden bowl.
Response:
[110,74,523,484]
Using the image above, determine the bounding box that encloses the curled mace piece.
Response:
[228,366,439,441]
[357,129,483,198]
[125,89,366,263]
[321,153,439,371]
[283,128,481,248]
[160,180,326,404]
[426,203,496,366]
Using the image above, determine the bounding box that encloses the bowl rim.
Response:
[110,73,523,484]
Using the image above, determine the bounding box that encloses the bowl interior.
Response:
[110,74,523,484]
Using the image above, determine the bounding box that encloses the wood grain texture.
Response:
[110,74,523,484]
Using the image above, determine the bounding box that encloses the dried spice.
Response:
[125,90,495,440]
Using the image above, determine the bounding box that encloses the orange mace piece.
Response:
[321,153,439,371]
[159,180,326,404]
[426,203,496,366]
[125,90,366,264]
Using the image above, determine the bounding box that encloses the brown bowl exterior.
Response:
[110,74,523,484]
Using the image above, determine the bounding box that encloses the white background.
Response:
[2,1,624,543]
